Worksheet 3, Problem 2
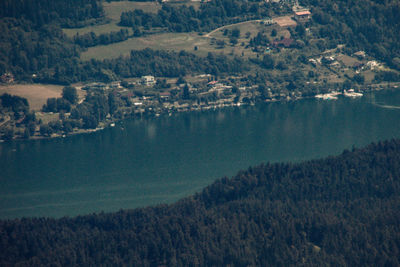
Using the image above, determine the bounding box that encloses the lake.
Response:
[1,89,400,219]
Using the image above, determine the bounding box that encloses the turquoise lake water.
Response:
[1,89,400,218]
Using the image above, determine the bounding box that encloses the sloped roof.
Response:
[295,11,311,16]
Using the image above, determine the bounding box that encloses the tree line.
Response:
[1,139,400,265]
[73,29,130,48]
[35,49,247,85]
[120,0,272,33]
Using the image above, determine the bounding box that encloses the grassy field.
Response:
[104,1,161,20]
[63,1,161,37]
[0,84,86,111]
[35,112,60,124]
[79,18,294,61]
[63,23,131,37]
[0,84,64,110]
[67,4,373,90]
[80,32,214,60]
[79,20,255,61]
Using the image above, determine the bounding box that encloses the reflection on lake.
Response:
[1,89,400,218]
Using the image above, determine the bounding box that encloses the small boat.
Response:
[343,89,363,98]
[315,93,338,100]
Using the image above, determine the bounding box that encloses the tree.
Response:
[133,29,142,37]
[176,76,186,85]
[62,86,78,104]
[182,84,190,99]
[276,61,287,70]
[3,127,14,141]
[353,74,365,84]
[287,81,296,91]
[295,24,305,37]
[298,54,307,64]
[28,121,36,136]
[40,124,52,136]
[231,28,240,38]
[216,40,225,48]
[262,55,275,69]
[230,37,238,46]
[23,127,30,139]
[43,98,58,112]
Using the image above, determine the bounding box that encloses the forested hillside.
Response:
[0,0,248,84]
[120,0,278,32]
[0,0,104,27]
[0,0,103,81]
[1,0,399,84]
[306,0,400,69]
[1,139,400,266]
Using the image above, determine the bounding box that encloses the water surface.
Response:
[1,89,400,218]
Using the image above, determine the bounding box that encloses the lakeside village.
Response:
[1,69,397,142]
[1,42,399,141]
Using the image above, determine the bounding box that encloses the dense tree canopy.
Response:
[33,49,247,84]
[62,86,78,104]
[303,0,400,69]
[0,0,103,81]
[120,0,272,32]
[1,139,400,265]
[0,0,104,27]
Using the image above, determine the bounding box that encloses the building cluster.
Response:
[0,72,14,84]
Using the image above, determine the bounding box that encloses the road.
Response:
[204,19,262,38]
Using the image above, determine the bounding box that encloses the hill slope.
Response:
[1,139,400,265]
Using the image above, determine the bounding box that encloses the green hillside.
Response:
[1,139,400,265]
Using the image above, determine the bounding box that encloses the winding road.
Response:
[204,19,263,38]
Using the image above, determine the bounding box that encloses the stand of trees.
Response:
[0,18,80,81]
[120,0,272,32]
[0,94,36,140]
[1,139,400,265]
[0,0,104,28]
[74,29,129,48]
[0,0,247,84]
[304,0,400,70]
[34,49,247,84]
[0,0,103,81]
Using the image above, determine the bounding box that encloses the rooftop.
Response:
[295,11,311,16]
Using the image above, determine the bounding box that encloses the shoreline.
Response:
[1,82,399,143]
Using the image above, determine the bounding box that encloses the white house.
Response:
[141,75,156,86]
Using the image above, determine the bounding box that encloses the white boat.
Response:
[343,89,363,98]
[315,93,338,100]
